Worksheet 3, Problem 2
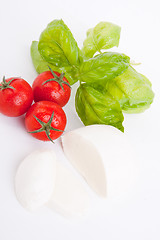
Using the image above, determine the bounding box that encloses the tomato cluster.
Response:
[0,68,71,142]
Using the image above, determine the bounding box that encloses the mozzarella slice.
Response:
[61,125,135,198]
[15,150,57,211]
[47,161,90,217]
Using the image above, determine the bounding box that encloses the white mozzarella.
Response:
[15,150,57,211]
[61,125,136,198]
[47,161,90,217]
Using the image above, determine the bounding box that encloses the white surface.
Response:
[0,0,160,239]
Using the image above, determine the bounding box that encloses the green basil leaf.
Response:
[30,41,78,85]
[106,66,154,113]
[30,41,59,73]
[38,19,82,69]
[79,52,130,83]
[60,66,80,85]
[75,83,124,132]
[82,22,121,58]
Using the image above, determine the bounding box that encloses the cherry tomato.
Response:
[25,101,66,142]
[32,67,71,107]
[0,76,33,117]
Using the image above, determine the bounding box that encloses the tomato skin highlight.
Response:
[32,71,71,107]
[0,78,33,117]
[25,101,67,141]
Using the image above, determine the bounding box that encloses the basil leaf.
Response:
[75,83,124,132]
[79,52,130,83]
[82,22,121,58]
[30,41,78,85]
[30,41,59,73]
[38,19,82,69]
[106,66,154,113]
[60,66,80,85]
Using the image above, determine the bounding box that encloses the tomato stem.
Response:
[28,111,64,143]
[42,66,71,91]
[0,76,17,91]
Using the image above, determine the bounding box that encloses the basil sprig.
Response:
[75,83,124,132]
[79,52,130,83]
[31,19,154,132]
[106,66,154,113]
[82,22,121,58]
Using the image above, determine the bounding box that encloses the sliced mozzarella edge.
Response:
[61,125,136,198]
[47,161,90,217]
[15,149,90,216]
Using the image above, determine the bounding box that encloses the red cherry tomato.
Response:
[0,77,33,117]
[25,101,66,142]
[32,67,71,107]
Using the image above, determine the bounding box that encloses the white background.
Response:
[0,0,160,239]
